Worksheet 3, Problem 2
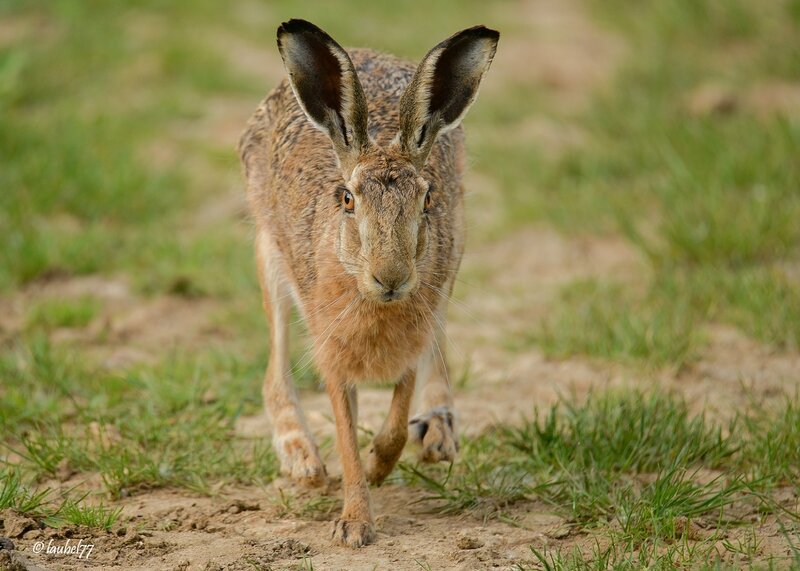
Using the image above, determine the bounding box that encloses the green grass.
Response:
[531,279,701,368]
[50,497,123,530]
[0,468,52,517]
[739,395,800,487]
[1,338,278,499]
[398,444,533,518]
[530,264,800,367]
[0,468,122,530]
[613,465,747,544]
[0,1,258,292]
[400,390,800,569]
[25,296,101,331]
[524,531,800,571]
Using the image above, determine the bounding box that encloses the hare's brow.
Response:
[378,169,414,189]
[333,184,348,204]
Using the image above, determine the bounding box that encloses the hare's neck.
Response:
[307,274,436,383]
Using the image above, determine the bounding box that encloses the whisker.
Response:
[290,298,357,379]
[292,292,347,326]
[422,269,495,300]
[420,279,482,327]
[421,294,466,365]
[422,309,451,392]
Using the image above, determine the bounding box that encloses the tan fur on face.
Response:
[340,151,428,303]
[239,21,497,548]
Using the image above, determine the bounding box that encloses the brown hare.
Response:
[239,19,498,547]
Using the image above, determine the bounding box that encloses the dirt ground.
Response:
[3,1,799,569]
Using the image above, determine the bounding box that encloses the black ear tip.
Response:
[460,25,500,43]
[277,18,326,40]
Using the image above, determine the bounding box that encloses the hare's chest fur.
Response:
[307,279,437,383]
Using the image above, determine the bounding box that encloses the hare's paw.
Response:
[409,407,459,463]
[331,518,375,548]
[365,439,403,486]
[274,431,327,487]
[364,448,392,486]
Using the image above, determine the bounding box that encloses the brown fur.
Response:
[239,20,498,547]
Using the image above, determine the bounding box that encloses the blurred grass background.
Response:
[1,0,799,561]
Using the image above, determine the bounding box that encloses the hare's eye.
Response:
[423,190,432,212]
[343,190,355,213]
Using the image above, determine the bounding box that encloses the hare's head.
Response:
[277,20,498,303]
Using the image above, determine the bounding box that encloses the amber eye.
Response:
[343,190,355,213]
[423,190,432,212]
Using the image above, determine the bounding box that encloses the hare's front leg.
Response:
[326,380,375,547]
[410,321,459,463]
[366,370,415,485]
[256,232,326,486]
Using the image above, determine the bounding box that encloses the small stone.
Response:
[0,537,15,550]
[22,530,41,540]
[1,511,37,538]
[546,525,571,539]
[456,535,485,550]
[121,528,142,546]
[235,500,259,512]
[0,551,26,571]
[519,513,564,529]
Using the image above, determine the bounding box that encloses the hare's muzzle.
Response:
[370,266,415,303]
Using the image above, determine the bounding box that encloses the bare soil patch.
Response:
[685,80,800,118]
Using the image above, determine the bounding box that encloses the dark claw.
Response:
[409,419,428,441]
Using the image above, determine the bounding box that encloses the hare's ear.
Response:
[395,26,499,170]
[277,19,370,178]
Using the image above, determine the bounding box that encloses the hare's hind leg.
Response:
[410,310,459,463]
[256,230,326,486]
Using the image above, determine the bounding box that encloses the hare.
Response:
[239,19,498,547]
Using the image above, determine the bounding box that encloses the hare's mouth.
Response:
[358,274,417,304]
[362,285,412,304]
[380,290,406,303]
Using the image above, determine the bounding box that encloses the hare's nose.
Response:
[372,268,410,293]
